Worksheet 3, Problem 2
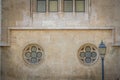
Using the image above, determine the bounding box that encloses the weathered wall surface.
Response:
[1,0,120,80]
[1,0,120,43]
[2,0,120,27]
[3,29,120,80]
[2,0,31,42]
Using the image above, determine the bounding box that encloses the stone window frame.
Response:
[75,0,85,12]
[63,0,86,12]
[48,0,59,12]
[63,0,73,12]
[37,0,47,12]
[78,43,99,66]
[23,43,44,65]
[31,0,90,13]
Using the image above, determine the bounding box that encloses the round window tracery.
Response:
[78,43,99,65]
[23,44,44,64]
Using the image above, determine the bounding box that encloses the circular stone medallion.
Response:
[23,44,44,65]
[78,43,99,65]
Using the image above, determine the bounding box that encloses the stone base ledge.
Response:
[8,27,114,30]
[112,43,120,47]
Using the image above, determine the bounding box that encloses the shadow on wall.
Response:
[116,78,119,80]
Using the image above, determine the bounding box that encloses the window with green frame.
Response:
[37,0,85,12]
[64,0,73,12]
[75,0,85,12]
[49,0,58,12]
[37,0,46,12]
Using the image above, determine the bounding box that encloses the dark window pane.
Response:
[64,0,73,12]
[75,0,85,12]
[37,0,46,12]
[49,0,58,12]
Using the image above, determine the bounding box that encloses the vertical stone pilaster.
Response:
[46,0,49,14]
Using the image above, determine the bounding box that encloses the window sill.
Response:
[0,42,10,47]
[32,12,86,16]
[8,27,114,30]
[112,43,120,47]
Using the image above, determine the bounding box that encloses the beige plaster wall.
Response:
[2,0,31,42]
[2,0,120,27]
[2,29,120,80]
[1,0,120,80]
[1,0,120,43]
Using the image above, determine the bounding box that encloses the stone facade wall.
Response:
[3,29,119,80]
[1,0,120,80]
[2,0,120,27]
[1,0,120,43]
